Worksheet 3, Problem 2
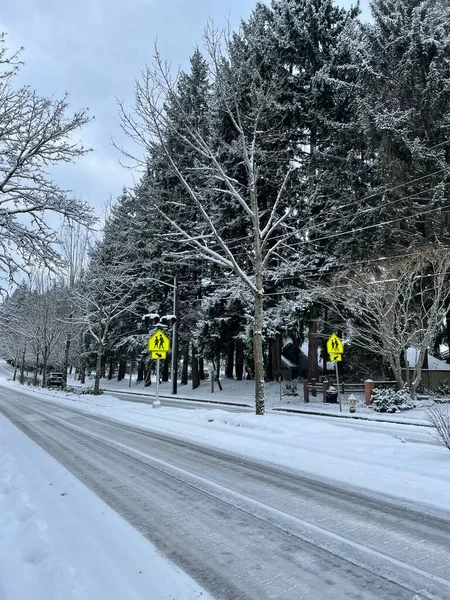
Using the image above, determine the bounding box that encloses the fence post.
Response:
[311,378,317,397]
[365,379,375,405]
[304,382,309,403]
[322,381,327,403]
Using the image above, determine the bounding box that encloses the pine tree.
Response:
[352,0,450,254]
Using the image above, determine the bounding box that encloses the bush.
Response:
[426,405,450,450]
[65,385,103,396]
[429,381,450,401]
[283,381,299,397]
[371,388,416,413]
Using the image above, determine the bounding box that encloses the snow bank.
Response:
[0,413,212,600]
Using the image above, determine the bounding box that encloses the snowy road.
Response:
[1,387,450,600]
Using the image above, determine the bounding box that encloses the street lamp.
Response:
[142,275,179,394]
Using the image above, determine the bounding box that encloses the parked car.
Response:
[47,372,64,387]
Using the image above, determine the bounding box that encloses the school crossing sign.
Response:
[327,333,343,362]
[148,329,171,354]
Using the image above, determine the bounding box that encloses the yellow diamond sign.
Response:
[148,329,171,353]
[327,333,343,355]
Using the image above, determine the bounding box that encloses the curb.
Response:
[272,407,431,427]
[102,388,253,409]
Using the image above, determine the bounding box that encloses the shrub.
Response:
[65,385,103,396]
[426,405,450,450]
[283,381,299,397]
[429,381,450,401]
[371,388,415,413]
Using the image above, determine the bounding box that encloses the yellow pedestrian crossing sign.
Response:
[151,351,167,360]
[148,329,170,353]
[327,334,343,356]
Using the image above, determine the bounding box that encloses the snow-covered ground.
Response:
[1,364,449,516]
[0,393,213,599]
[72,370,441,424]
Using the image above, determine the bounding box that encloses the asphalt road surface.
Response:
[1,385,450,600]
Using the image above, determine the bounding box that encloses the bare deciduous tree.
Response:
[322,247,450,398]
[70,246,143,394]
[0,33,94,290]
[427,404,450,451]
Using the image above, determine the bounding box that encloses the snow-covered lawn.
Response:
[2,370,450,516]
[0,412,212,600]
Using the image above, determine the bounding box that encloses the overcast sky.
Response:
[1,0,370,215]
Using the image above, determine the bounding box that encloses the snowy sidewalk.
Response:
[0,413,212,600]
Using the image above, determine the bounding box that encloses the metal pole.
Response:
[335,360,342,413]
[171,274,179,395]
[153,358,161,408]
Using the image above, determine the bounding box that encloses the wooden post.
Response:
[322,381,327,403]
[365,379,375,405]
[304,381,309,403]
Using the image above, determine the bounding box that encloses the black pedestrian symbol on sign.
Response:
[153,334,165,350]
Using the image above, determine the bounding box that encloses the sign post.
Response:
[326,334,344,413]
[148,330,171,408]
[155,356,161,408]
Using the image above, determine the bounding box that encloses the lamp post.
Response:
[143,276,179,394]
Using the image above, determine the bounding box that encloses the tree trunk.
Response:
[192,344,200,390]
[108,358,114,380]
[41,346,49,387]
[254,291,265,415]
[117,359,126,381]
[19,347,26,384]
[226,343,234,378]
[162,356,169,382]
[215,354,223,391]
[137,360,144,383]
[268,336,281,381]
[199,357,205,380]
[181,344,188,385]
[94,339,103,395]
[235,339,244,381]
[34,352,40,386]
[100,356,106,379]
[62,334,71,388]
[391,356,404,391]
[145,363,152,386]
[79,333,86,384]
[12,351,18,381]
[267,339,274,381]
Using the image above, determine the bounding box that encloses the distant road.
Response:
[1,385,449,600]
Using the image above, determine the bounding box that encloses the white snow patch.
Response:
[0,412,213,600]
